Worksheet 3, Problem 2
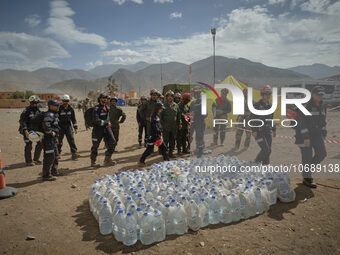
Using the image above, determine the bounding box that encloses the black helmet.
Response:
[48,99,60,107]
[155,102,165,110]
[98,93,108,99]
[311,86,325,95]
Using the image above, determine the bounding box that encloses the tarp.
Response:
[116,98,126,107]
[205,75,281,128]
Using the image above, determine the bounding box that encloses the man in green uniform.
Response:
[177,92,191,154]
[109,96,126,152]
[138,88,160,139]
[212,88,231,145]
[161,90,182,158]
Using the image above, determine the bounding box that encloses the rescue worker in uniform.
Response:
[58,94,79,160]
[138,88,159,140]
[174,92,181,104]
[251,85,276,165]
[177,92,191,154]
[42,99,61,181]
[234,89,252,150]
[159,94,165,103]
[161,90,182,158]
[19,95,43,166]
[137,95,147,147]
[90,93,117,167]
[190,86,206,158]
[295,86,327,188]
[139,102,169,166]
[109,96,126,152]
[82,98,91,130]
[212,88,231,145]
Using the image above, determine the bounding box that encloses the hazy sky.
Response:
[0,0,339,71]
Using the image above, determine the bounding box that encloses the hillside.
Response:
[89,61,150,77]
[289,63,340,79]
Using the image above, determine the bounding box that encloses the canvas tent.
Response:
[204,75,282,128]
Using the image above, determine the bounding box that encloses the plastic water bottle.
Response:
[153,209,166,242]
[208,195,220,224]
[239,190,249,219]
[122,212,138,246]
[198,198,209,227]
[140,212,154,245]
[246,187,257,217]
[187,200,201,231]
[164,203,175,235]
[219,195,232,224]
[112,209,125,242]
[254,187,264,214]
[98,201,112,235]
[173,203,188,235]
[230,193,241,222]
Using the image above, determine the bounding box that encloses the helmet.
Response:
[191,86,201,93]
[182,92,191,100]
[85,97,90,100]
[150,88,159,96]
[174,92,181,98]
[160,95,164,99]
[48,99,60,107]
[61,94,70,101]
[311,86,325,95]
[221,88,229,95]
[155,102,165,110]
[28,95,40,103]
[98,93,108,99]
[110,96,118,102]
[140,95,147,100]
[166,90,174,97]
[261,85,272,95]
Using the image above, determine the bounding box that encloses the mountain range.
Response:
[2,56,339,99]
[288,64,340,79]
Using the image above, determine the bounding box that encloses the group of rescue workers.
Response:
[19,84,327,188]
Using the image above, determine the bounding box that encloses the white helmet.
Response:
[61,94,70,101]
[28,95,40,103]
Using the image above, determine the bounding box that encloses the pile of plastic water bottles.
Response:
[88,155,296,246]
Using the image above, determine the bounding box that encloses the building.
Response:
[128,91,137,99]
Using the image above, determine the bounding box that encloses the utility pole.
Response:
[211,28,216,87]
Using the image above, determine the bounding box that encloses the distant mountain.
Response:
[321,74,340,82]
[0,68,98,91]
[288,64,340,79]
[89,61,150,77]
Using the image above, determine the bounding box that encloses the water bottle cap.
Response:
[154,209,158,214]
[211,195,216,199]
[146,189,150,192]
[165,203,170,208]
[137,193,142,198]
[127,196,131,200]
[127,212,132,216]
[118,209,123,213]
[200,198,205,201]
[257,187,260,191]
[143,212,148,216]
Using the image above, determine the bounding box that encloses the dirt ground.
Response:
[0,107,339,255]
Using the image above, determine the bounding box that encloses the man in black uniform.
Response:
[42,99,61,181]
[137,95,147,147]
[295,86,327,188]
[19,95,43,166]
[90,93,116,167]
[58,94,79,160]
[212,88,231,145]
[190,86,206,158]
[139,102,169,166]
[251,85,276,165]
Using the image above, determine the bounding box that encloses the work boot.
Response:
[104,156,116,166]
[33,160,42,165]
[182,148,190,154]
[177,149,182,156]
[139,141,142,147]
[72,153,80,160]
[303,178,317,188]
[91,161,100,168]
[138,162,147,167]
[43,176,57,181]
[26,162,35,166]
[169,151,175,158]
[52,171,63,176]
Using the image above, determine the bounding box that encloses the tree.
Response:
[107,75,118,95]
[24,90,34,99]
[10,91,25,99]
[87,90,95,98]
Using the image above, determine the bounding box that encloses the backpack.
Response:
[84,107,94,127]
[30,112,45,132]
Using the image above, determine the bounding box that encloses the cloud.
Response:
[110,40,131,46]
[24,14,41,28]
[169,12,182,19]
[103,49,142,57]
[103,5,340,68]
[86,60,103,70]
[154,0,173,3]
[113,0,143,5]
[268,0,285,5]
[0,32,70,70]
[45,0,107,48]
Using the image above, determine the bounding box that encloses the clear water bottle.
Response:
[98,201,112,235]
[153,209,166,242]
[246,187,257,217]
[219,195,232,224]
[140,212,154,245]
[112,209,125,242]
[122,212,138,246]
[173,203,188,235]
[208,195,220,224]
[239,190,249,219]
[230,193,241,222]
[164,203,175,235]
[254,187,264,214]
[198,198,209,227]
[187,200,201,231]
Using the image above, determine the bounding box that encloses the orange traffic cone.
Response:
[0,149,18,199]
